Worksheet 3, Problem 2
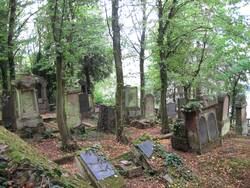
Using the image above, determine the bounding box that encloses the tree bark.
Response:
[157,0,169,134]
[139,0,147,116]
[49,0,72,149]
[112,0,125,142]
[230,75,240,126]
[7,0,16,80]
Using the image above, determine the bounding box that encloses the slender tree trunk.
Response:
[84,64,91,94]
[49,0,73,149]
[230,76,240,127]
[7,0,16,80]
[56,52,71,147]
[139,0,147,116]
[112,0,125,142]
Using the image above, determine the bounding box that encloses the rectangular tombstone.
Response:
[79,93,90,118]
[216,93,230,136]
[97,105,116,133]
[124,86,138,108]
[77,150,125,188]
[65,91,81,128]
[137,140,154,158]
[235,94,248,135]
[167,102,177,118]
[144,94,155,120]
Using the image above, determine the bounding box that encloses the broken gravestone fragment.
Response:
[131,136,166,174]
[76,148,125,188]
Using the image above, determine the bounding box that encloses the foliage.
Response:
[183,101,203,111]
[132,134,152,145]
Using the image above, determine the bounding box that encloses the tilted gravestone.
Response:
[144,94,155,120]
[216,93,230,136]
[76,150,125,188]
[235,94,248,136]
[124,86,141,120]
[182,97,221,154]
[65,91,81,128]
[167,102,177,118]
[14,75,44,133]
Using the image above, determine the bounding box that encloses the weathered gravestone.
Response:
[14,75,44,133]
[216,93,230,136]
[79,80,91,115]
[76,150,125,188]
[124,86,141,120]
[144,94,155,120]
[65,91,81,128]
[97,105,116,133]
[132,139,166,173]
[167,102,177,118]
[235,94,248,136]
[35,76,49,114]
[182,97,221,154]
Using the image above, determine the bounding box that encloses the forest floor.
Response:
[28,120,250,188]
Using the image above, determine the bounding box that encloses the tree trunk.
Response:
[49,0,73,149]
[56,51,72,148]
[112,0,125,142]
[7,0,16,80]
[157,0,169,134]
[139,0,147,116]
[84,64,91,94]
[230,76,240,127]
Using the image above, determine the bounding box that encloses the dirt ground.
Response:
[30,124,250,188]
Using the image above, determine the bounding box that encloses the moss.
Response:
[0,126,92,188]
[132,134,152,145]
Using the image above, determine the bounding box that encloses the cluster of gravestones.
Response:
[75,139,173,188]
[0,74,92,137]
[172,93,248,154]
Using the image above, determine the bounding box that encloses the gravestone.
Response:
[79,93,90,118]
[167,102,177,118]
[79,80,91,117]
[216,93,230,136]
[76,150,125,188]
[14,75,44,133]
[137,140,154,158]
[182,97,221,154]
[235,94,248,136]
[124,86,141,120]
[65,91,81,128]
[35,76,49,114]
[144,94,155,120]
[97,105,116,133]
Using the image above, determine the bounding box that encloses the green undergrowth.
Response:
[0,126,92,188]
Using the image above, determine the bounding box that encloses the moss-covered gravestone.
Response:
[76,147,125,188]
[14,75,44,135]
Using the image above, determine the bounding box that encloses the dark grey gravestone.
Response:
[207,113,219,141]
[167,102,177,118]
[79,93,90,113]
[80,151,115,181]
[198,117,208,145]
[137,140,154,158]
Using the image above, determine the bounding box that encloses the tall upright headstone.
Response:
[235,93,248,136]
[144,94,155,120]
[35,76,49,114]
[124,86,141,120]
[14,75,44,132]
[65,90,81,128]
[78,80,90,118]
[216,93,230,136]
